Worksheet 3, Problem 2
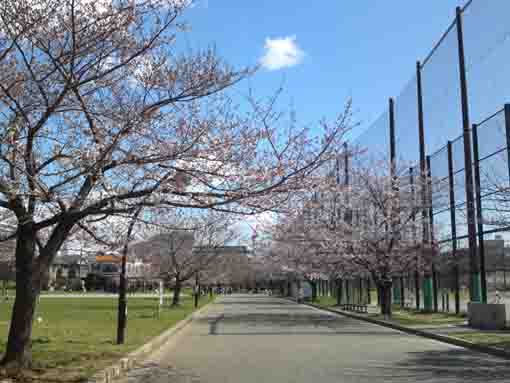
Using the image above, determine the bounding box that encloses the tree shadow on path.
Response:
[392,348,510,382]
[199,311,399,336]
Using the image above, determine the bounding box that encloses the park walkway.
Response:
[122,294,510,383]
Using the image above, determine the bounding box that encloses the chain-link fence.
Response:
[350,1,510,315]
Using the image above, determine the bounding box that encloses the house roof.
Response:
[96,254,122,263]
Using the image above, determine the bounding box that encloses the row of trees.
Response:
[267,153,435,317]
[0,0,351,368]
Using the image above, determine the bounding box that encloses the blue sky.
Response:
[179,0,466,136]
[176,0,470,244]
[173,1,510,246]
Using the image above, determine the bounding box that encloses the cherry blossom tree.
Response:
[155,210,238,306]
[267,151,434,316]
[311,157,433,316]
[269,208,335,301]
[200,244,255,291]
[0,0,352,367]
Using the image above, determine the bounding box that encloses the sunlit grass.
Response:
[313,295,337,307]
[450,332,510,351]
[311,292,467,327]
[0,295,213,382]
[368,309,467,326]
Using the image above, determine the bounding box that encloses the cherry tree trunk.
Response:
[376,285,382,307]
[116,270,127,344]
[1,229,41,368]
[379,281,393,318]
[172,280,182,306]
[336,279,342,306]
[311,282,317,302]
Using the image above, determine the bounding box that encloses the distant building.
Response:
[438,238,510,271]
[126,232,192,267]
[91,253,121,277]
[196,245,253,287]
[436,238,510,290]
[48,254,90,282]
[0,238,15,282]
[91,252,153,279]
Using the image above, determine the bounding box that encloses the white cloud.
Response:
[260,35,305,71]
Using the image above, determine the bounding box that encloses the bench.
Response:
[340,304,368,314]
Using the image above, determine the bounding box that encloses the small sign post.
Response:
[159,280,164,307]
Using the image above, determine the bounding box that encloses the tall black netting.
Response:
[348,1,510,310]
[463,2,510,124]
[395,77,419,164]
[421,23,463,154]
[354,111,390,166]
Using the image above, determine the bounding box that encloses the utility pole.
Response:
[416,60,433,312]
[456,6,481,302]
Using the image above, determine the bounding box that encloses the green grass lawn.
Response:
[311,294,466,327]
[313,296,337,307]
[449,332,510,351]
[0,295,213,382]
[368,309,467,327]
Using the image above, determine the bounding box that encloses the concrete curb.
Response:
[88,301,214,383]
[306,303,510,360]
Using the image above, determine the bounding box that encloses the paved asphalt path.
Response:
[122,294,510,383]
